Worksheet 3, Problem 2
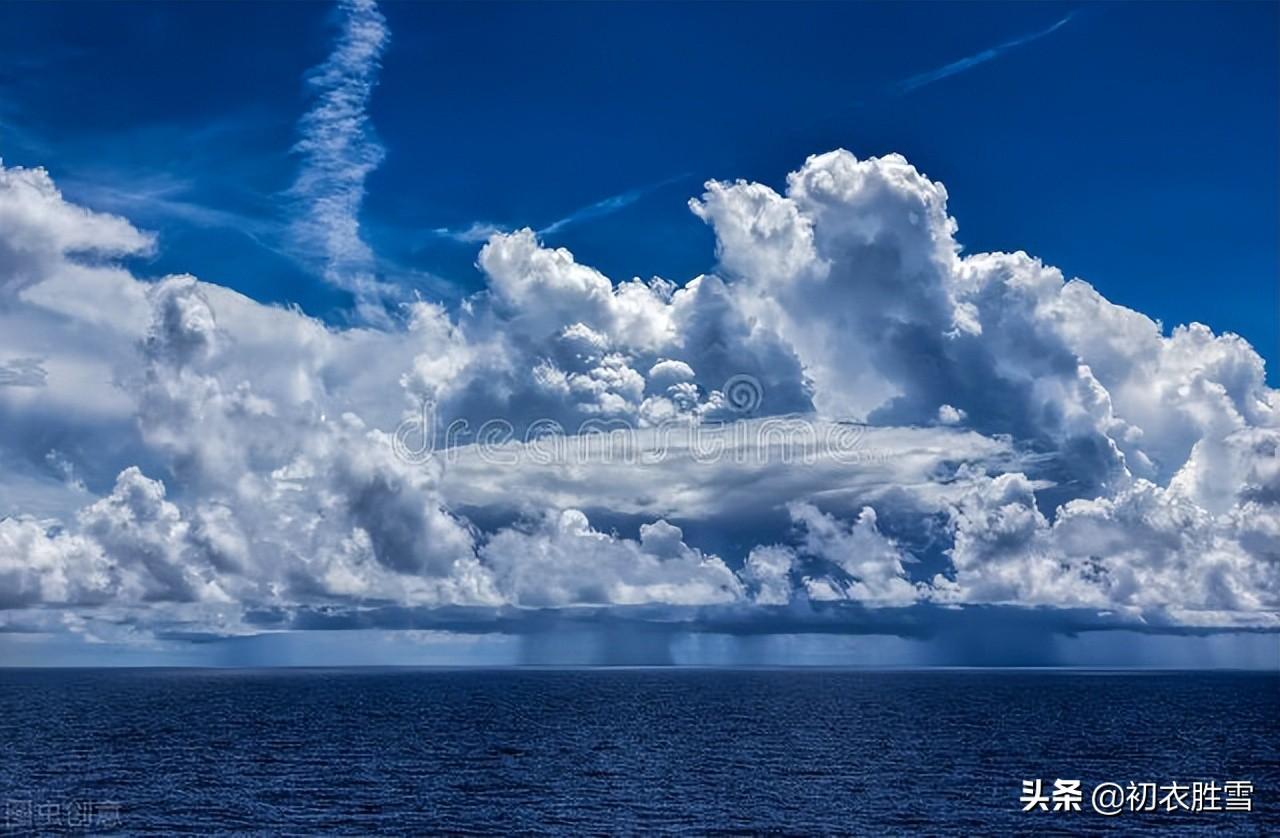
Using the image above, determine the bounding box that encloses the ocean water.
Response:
[0,669,1275,834]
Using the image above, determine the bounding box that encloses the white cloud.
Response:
[482,510,742,607]
[0,148,1276,641]
[788,502,921,606]
[439,421,1009,521]
[932,459,1280,626]
[287,0,391,323]
[892,12,1078,95]
[0,162,154,300]
[741,544,796,605]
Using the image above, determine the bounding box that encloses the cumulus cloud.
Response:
[0,162,154,301]
[788,502,921,606]
[933,459,1279,626]
[0,147,1276,644]
[482,511,742,607]
[741,544,796,606]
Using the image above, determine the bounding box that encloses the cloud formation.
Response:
[287,0,391,323]
[0,146,1275,649]
[430,172,694,245]
[894,11,1078,95]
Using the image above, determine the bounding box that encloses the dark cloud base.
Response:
[1,612,1275,669]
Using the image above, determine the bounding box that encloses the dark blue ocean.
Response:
[0,669,1276,835]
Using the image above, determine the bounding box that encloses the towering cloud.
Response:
[0,148,1275,648]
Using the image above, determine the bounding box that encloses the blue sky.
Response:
[0,1,1275,371]
[0,2,1277,667]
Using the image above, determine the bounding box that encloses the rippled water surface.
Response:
[1,669,1276,834]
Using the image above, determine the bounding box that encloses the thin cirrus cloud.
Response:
[537,172,695,236]
[429,171,694,245]
[432,11,1081,244]
[286,0,391,323]
[893,10,1080,95]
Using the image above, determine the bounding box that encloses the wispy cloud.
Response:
[429,14,1079,251]
[287,0,391,323]
[538,172,692,236]
[0,357,47,388]
[62,175,282,251]
[430,220,508,245]
[430,172,693,245]
[893,11,1078,95]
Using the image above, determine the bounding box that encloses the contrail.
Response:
[894,11,1078,95]
[539,172,692,236]
[287,0,390,324]
[435,12,1080,247]
[430,172,692,244]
